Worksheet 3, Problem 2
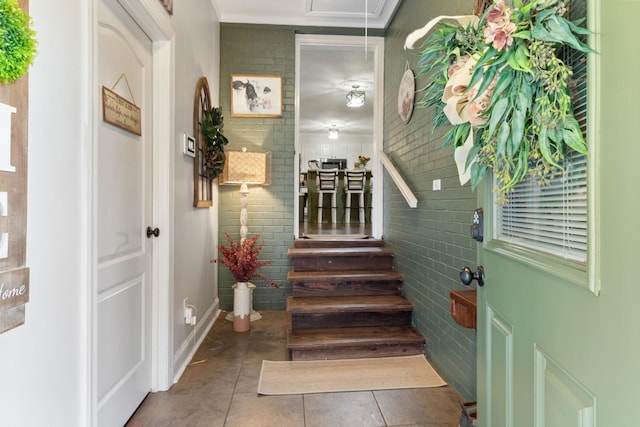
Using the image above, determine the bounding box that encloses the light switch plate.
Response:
[432,179,441,191]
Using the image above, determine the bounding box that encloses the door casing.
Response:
[293,34,385,239]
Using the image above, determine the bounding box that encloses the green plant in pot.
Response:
[200,106,229,180]
[0,0,38,84]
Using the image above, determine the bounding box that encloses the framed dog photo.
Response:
[230,74,283,118]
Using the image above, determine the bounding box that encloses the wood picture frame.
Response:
[230,74,283,118]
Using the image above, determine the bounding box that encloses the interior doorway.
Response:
[294,35,384,239]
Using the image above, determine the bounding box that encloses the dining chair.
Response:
[316,169,339,223]
[344,170,366,223]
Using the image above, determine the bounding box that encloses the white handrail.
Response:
[378,151,418,208]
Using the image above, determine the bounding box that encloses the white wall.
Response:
[0,0,221,425]
[0,1,87,425]
[170,0,221,380]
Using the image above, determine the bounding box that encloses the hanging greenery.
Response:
[200,106,229,180]
[411,0,594,203]
[0,0,37,84]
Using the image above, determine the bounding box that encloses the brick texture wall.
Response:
[218,24,296,310]
[218,6,478,399]
[383,0,478,400]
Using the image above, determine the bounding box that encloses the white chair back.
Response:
[317,169,338,191]
[345,170,366,191]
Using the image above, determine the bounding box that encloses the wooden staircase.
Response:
[286,238,426,360]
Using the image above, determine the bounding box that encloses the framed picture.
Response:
[230,74,283,118]
[160,0,173,15]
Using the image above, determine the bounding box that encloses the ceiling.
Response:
[212,0,402,138]
[212,0,402,29]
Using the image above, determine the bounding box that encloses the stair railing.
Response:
[378,151,418,208]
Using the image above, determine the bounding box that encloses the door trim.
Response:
[293,34,384,239]
[88,0,175,424]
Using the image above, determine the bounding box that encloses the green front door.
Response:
[476,1,640,425]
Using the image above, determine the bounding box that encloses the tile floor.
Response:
[126,311,464,427]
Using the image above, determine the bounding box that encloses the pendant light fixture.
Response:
[346,85,365,108]
[328,124,339,139]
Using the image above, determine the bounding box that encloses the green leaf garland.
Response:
[416,0,594,203]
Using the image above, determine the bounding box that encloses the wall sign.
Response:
[0,1,31,334]
[397,62,415,124]
[102,86,142,136]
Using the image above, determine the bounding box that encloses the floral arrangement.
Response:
[412,0,593,202]
[358,155,371,166]
[213,233,279,288]
[200,107,229,180]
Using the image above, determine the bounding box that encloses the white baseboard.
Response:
[172,298,221,384]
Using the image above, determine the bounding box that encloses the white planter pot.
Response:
[232,281,252,332]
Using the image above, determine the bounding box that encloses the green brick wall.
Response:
[383,0,478,400]
[218,24,296,310]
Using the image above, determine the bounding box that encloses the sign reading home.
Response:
[0,0,31,332]
[102,86,142,136]
[0,268,29,311]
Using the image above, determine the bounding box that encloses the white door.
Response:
[97,0,154,425]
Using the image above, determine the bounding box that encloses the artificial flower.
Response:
[213,233,279,288]
[408,0,594,202]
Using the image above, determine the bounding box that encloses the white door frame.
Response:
[88,0,175,424]
[293,34,384,239]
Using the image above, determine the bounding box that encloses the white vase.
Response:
[233,281,251,332]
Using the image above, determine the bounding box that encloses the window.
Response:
[495,0,589,264]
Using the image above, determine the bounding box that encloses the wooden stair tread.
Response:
[294,238,385,248]
[287,326,425,349]
[288,246,394,257]
[287,270,403,282]
[285,238,426,361]
[287,295,413,313]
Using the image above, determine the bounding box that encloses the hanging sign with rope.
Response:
[102,72,142,136]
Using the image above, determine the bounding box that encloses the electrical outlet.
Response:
[432,179,441,191]
[185,307,194,325]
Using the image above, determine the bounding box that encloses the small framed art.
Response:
[230,74,283,118]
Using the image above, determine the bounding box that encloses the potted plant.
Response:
[410,0,594,203]
[214,233,279,332]
[200,106,229,180]
[0,0,38,84]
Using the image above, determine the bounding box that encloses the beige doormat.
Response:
[257,355,447,395]
[302,233,369,239]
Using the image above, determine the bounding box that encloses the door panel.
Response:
[533,346,595,427]
[97,0,153,425]
[477,224,597,427]
[483,305,513,427]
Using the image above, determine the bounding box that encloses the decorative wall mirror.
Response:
[193,76,213,207]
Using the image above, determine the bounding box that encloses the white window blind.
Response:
[496,151,587,262]
[495,0,588,264]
